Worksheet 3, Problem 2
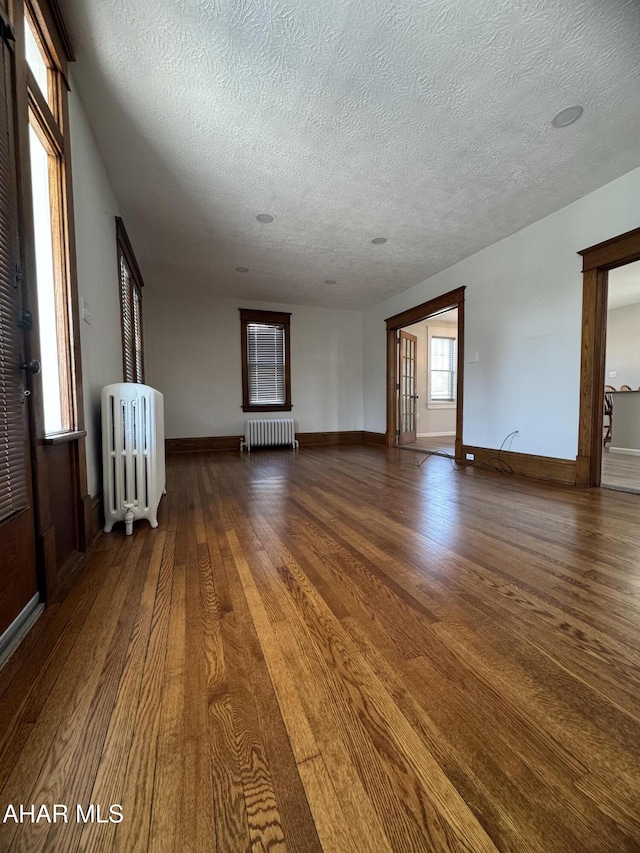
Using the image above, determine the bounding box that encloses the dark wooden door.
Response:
[398,330,418,445]
[0,16,38,638]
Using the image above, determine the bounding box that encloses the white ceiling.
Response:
[59,0,640,309]
[608,260,640,311]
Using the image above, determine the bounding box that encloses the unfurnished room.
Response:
[1,0,640,851]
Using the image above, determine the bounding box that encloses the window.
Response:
[240,310,291,412]
[26,6,75,435]
[116,217,145,383]
[430,336,456,403]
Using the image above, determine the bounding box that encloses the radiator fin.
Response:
[241,419,299,452]
[102,383,166,534]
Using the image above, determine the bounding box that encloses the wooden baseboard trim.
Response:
[167,436,242,453]
[297,431,363,446]
[462,444,577,485]
[363,431,386,445]
[167,430,385,453]
[90,495,103,544]
[80,494,92,552]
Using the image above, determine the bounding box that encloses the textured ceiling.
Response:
[59,0,640,309]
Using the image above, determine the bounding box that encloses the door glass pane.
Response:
[25,19,48,99]
[29,125,62,434]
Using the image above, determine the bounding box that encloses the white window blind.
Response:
[247,322,286,406]
[431,336,456,401]
[0,36,28,523]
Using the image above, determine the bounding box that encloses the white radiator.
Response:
[240,419,299,452]
[102,383,166,535]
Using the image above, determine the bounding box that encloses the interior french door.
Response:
[398,330,418,444]
[0,10,38,641]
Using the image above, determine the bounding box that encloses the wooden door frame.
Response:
[577,226,640,487]
[385,287,465,457]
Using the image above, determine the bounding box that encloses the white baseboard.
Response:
[417,432,456,438]
[608,446,640,456]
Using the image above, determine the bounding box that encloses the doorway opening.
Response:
[578,227,640,487]
[385,288,465,459]
[601,259,640,493]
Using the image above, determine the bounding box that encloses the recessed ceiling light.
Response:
[325,280,337,284]
[371,237,387,245]
[551,105,583,128]
[235,267,249,272]
[256,214,274,223]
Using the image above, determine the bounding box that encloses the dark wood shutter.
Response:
[0,28,28,522]
[117,217,144,384]
[119,254,135,381]
[132,284,143,383]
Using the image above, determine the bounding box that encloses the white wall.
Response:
[364,167,640,460]
[144,292,363,438]
[68,76,123,496]
[606,302,640,390]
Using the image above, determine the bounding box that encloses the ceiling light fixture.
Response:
[371,237,387,244]
[551,105,583,128]
[235,267,249,272]
[256,214,274,223]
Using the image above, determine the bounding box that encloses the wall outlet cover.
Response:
[466,452,474,461]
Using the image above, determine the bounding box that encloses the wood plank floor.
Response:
[602,448,640,493]
[2,445,640,851]
[399,436,456,455]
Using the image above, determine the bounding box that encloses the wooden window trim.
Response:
[116,216,145,383]
[240,309,292,413]
[26,2,76,436]
[429,333,457,406]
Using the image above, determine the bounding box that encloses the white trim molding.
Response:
[417,431,456,438]
[608,447,640,456]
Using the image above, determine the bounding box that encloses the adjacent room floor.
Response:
[1,446,640,851]
[602,447,640,493]
[398,435,456,455]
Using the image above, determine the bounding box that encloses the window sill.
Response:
[242,405,293,413]
[43,430,87,446]
[427,402,456,410]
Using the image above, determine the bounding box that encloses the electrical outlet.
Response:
[609,371,617,378]
[466,452,474,461]
[467,352,479,363]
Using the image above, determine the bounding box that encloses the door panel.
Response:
[398,330,418,445]
[0,15,38,637]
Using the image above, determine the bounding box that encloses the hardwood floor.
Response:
[399,435,456,455]
[602,448,640,493]
[2,445,640,851]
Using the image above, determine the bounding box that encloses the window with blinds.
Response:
[116,218,144,383]
[0,30,28,522]
[240,309,292,412]
[430,336,456,402]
